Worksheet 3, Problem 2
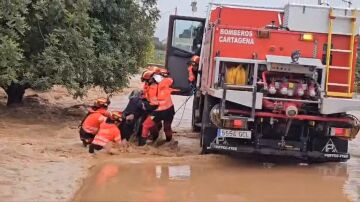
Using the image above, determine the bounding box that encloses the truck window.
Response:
[172,19,203,54]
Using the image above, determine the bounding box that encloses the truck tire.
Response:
[200,94,217,154]
[191,91,203,132]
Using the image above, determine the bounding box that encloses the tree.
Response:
[0,0,159,105]
[356,44,360,93]
[0,0,30,104]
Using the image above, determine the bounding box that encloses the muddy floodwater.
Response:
[72,96,360,202]
[73,155,360,202]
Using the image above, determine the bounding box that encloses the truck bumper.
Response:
[209,143,350,161]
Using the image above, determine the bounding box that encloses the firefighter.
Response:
[139,70,175,146]
[89,111,124,154]
[187,55,200,84]
[79,98,111,147]
[140,68,166,142]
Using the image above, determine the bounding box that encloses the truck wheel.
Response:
[200,94,217,154]
[191,91,203,132]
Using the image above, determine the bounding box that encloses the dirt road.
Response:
[1,79,360,202]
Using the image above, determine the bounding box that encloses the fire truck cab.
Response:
[165,2,360,162]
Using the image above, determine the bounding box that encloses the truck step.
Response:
[331,15,356,19]
[327,83,350,87]
[224,84,254,91]
[329,66,351,70]
[330,49,351,53]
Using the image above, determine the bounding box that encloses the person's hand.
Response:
[120,139,128,147]
[126,114,135,123]
[189,75,195,82]
[118,140,129,153]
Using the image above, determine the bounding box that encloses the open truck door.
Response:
[165,15,205,95]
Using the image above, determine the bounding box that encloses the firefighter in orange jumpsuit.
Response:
[89,111,123,154]
[187,55,200,84]
[139,69,175,146]
[79,98,111,147]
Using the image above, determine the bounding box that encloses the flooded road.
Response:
[73,156,359,202]
[73,93,360,202]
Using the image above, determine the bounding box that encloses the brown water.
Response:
[72,94,360,202]
[73,155,360,202]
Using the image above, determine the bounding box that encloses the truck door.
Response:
[165,15,205,95]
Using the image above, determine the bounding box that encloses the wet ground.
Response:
[73,94,360,202]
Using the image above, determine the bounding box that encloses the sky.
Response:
[154,0,360,40]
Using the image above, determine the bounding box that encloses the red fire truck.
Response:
[165,2,360,162]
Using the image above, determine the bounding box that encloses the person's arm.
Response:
[162,77,173,86]
[188,64,195,82]
[103,130,122,155]
[98,115,107,124]
[115,131,128,150]
[114,131,121,144]
[103,142,115,154]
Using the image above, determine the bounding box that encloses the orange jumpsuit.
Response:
[188,56,200,83]
[82,108,109,134]
[92,122,121,147]
[188,64,196,82]
[142,77,175,141]
[145,78,174,111]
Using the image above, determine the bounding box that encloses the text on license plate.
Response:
[217,129,252,139]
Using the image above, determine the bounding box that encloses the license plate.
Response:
[217,129,252,139]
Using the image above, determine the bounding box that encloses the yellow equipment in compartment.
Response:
[226,65,246,85]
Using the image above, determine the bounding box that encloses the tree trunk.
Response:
[5,82,26,106]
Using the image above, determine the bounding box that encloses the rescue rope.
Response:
[174,87,197,127]
[174,98,188,127]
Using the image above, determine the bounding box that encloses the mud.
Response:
[0,91,94,201]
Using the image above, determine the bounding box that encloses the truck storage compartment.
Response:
[284,4,360,35]
[225,63,248,85]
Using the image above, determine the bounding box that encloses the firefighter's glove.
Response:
[143,99,158,112]
[188,75,195,82]
[125,114,135,124]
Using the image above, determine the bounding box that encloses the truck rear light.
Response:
[224,119,247,129]
[257,30,270,38]
[330,127,351,137]
[233,119,245,128]
[300,33,314,41]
